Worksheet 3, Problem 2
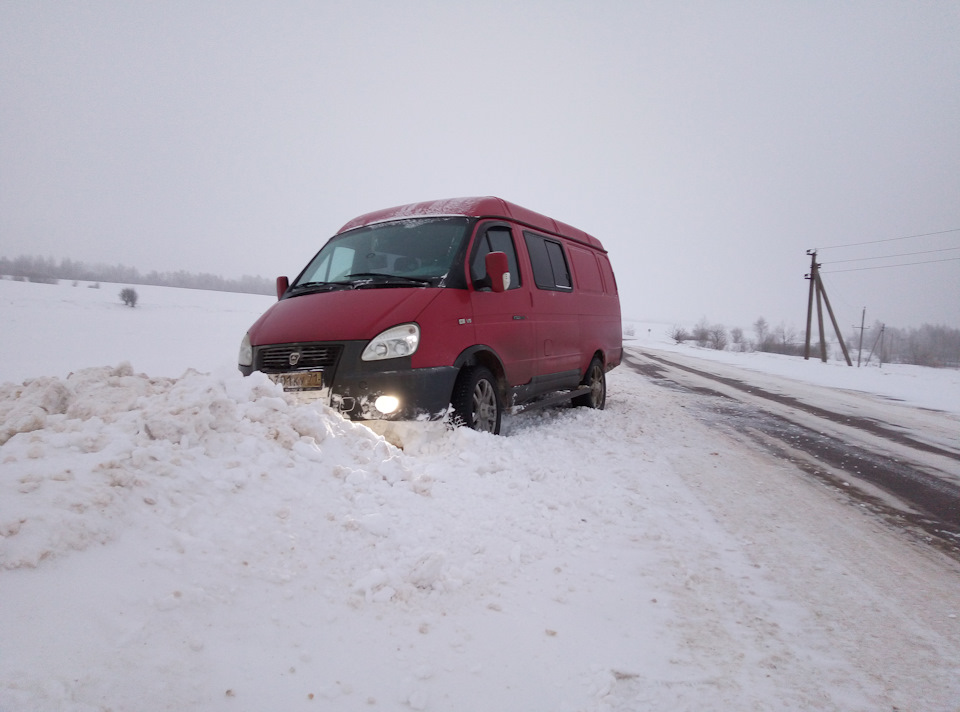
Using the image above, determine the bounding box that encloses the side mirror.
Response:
[484,251,510,293]
[276,276,289,300]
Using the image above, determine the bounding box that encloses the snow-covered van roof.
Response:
[336,196,605,251]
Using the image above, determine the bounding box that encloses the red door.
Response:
[468,223,535,386]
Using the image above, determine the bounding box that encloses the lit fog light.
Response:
[374,395,400,414]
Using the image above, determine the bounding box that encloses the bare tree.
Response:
[669,325,690,344]
[753,317,770,350]
[692,317,711,347]
[774,322,795,348]
[708,324,728,350]
[730,326,746,351]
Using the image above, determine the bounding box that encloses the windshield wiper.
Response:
[288,274,433,296]
[287,280,355,294]
[343,273,433,287]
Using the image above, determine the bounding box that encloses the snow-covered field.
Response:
[2,279,959,711]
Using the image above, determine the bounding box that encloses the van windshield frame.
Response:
[288,217,475,295]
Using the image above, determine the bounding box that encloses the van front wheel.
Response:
[451,366,502,434]
[573,357,606,409]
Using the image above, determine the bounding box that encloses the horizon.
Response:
[2,260,957,340]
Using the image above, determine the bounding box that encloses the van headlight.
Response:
[362,323,420,361]
[239,332,253,367]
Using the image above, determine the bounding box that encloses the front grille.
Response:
[257,343,343,373]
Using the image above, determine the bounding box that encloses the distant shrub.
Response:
[730,327,748,352]
[692,318,711,347]
[708,324,728,350]
[669,325,690,344]
[120,287,138,307]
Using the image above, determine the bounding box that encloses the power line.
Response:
[817,227,960,251]
[821,256,960,273]
[824,246,960,265]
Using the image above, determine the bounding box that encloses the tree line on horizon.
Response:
[670,316,960,369]
[0,254,274,296]
[5,254,957,368]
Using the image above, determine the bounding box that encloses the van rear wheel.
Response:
[573,357,606,409]
[451,366,502,434]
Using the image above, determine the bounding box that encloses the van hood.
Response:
[248,288,443,345]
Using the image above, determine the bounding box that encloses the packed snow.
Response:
[1,279,959,711]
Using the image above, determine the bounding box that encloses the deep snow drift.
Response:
[1,279,959,711]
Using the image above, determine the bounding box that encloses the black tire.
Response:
[450,366,502,434]
[572,357,606,409]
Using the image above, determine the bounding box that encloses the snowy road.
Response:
[624,347,960,560]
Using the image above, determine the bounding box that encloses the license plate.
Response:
[269,371,324,391]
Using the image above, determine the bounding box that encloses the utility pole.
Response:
[866,324,886,367]
[804,250,853,365]
[879,325,885,367]
[854,308,866,367]
[804,251,819,360]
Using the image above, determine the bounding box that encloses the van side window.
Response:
[471,226,521,290]
[569,246,603,294]
[598,254,618,294]
[524,232,572,291]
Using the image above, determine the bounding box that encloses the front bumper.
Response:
[330,363,459,421]
[244,340,458,422]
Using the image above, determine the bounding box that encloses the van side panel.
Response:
[529,290,581,378]
[596,253,623,368]
[568,247,622,373]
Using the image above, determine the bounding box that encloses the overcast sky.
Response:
[2,1,958,332]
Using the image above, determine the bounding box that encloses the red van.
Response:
[239,197,621,435]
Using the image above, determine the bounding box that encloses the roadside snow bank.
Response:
[0,365,413,571]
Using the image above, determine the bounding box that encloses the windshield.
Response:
[289,217,473,293]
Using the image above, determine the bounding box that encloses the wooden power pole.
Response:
[804,250,853,365]
[855,307,866,367]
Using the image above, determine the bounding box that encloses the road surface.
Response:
[624,346,960,560]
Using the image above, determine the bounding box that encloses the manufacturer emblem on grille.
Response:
[289,352,301,366]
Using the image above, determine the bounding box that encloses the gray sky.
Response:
[2,1,958,332]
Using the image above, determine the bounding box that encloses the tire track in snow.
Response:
[624,348,960,560]
[634,350,960,461]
